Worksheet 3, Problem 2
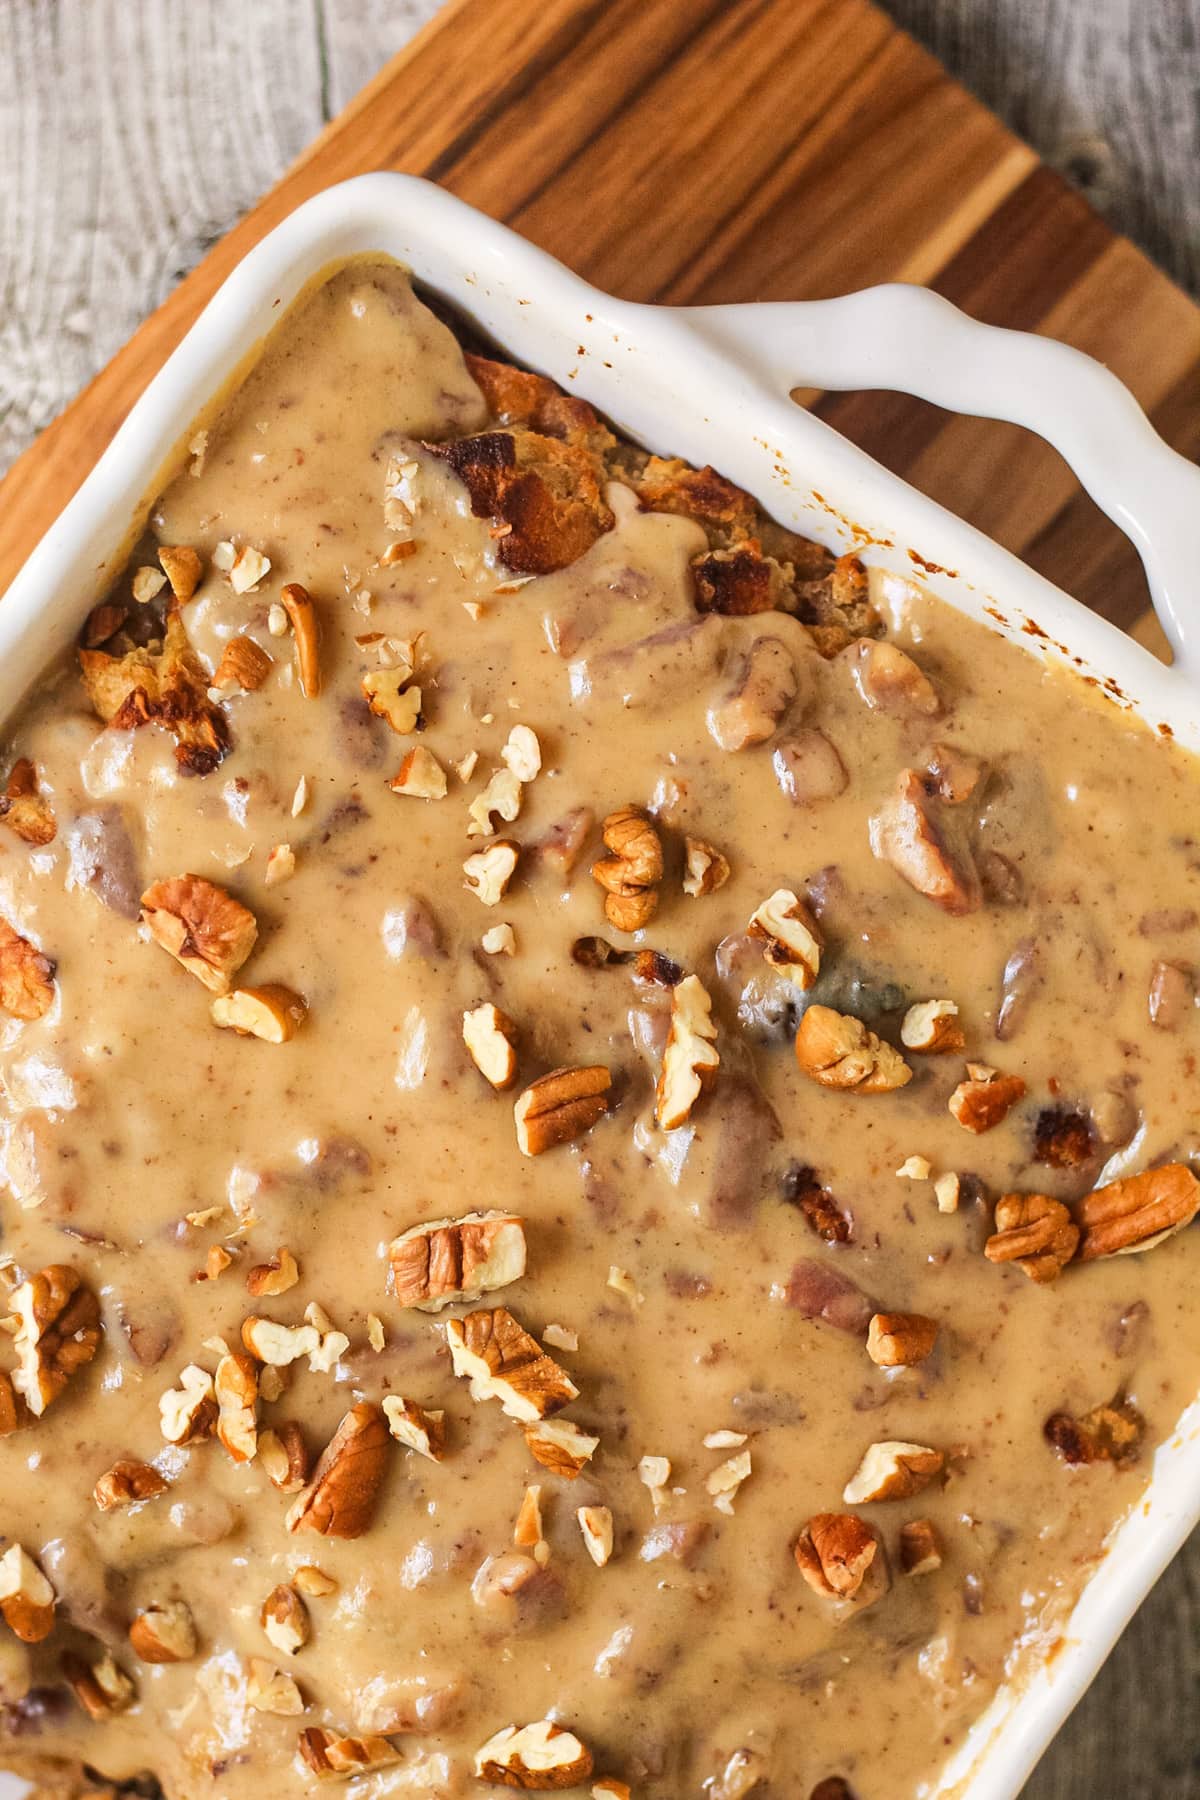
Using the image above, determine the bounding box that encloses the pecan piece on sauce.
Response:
[1044,1394,1145,1468]
[513,1065,612,1156]
[795,1005,911,1095]
[1075,1162,1200,1261]
[793,1512,880,1599]
[591,805,663,933]
[10,1264,102,1416]
[286,1402,390,1539]
[984,1193,1079,1284]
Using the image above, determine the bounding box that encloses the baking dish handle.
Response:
[689,287,1200,674]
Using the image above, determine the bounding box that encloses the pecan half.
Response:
[141,875,257,994]
[842,1440,944,1503]
[866,1311,938,1367]
[592,805,663,933]
[0,759,56,846]
[948,1067,1026,1133]
[0,916,56,1021]
[514,1065,611,1155]
[93,1460,168,1511]
[474,1720,594,1790]
[793,1512,879,1599]
[1045,1394,1145,1467]
[984,1193,1079,1283]
[795,1005,911,1094]
[286,1402,390,1539]
[445,1307,578,1423]
[10,1265,102,1415]
[656,973,720,1129]
[1075,1162,1200,1260]
[388,1211,527,1311]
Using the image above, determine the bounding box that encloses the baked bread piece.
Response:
[1,259,1199,1800]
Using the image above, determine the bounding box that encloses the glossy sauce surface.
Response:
[0,263,1199,1800]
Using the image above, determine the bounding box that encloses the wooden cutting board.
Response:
[3,0,1198,666]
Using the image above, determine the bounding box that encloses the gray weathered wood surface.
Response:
[0,2,1197,1796]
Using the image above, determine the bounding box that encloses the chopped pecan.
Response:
[464,839,520,907]
[214,1351,258,1462]
[258,1423,310,1492]
[592,805,663,933]
[281,583,321,698]
[159,1363,218,1444]
[462,1003,519,1089]
[213,634,273,691]
[1076,1163,1200,1260]
[389,1210,527,1310]
[0,916,56,1020]
[683,836,731,897]
[656,973,720,1129]
[141,874,257,994]
[390,745,447,798]
[383,1396,447,1462]
[242,1317,321,1365]
[1045,1394,1144,1467]
[1148,958,1194,1029]
[297,1727,402,1780]
[900,998,964,1053]
[261,1584,310,1655]
[842,1440,944,1504]
[866,1311,938,1367]
[247,1657,304,1715]
[843,637,940,715]
[445,1307,578,1423]
[62,1650,136,1718]
[93,1459,168,1511]
[211,983,307,1043]
[128,1600,197,1664]
[524,1417,598,1479]
[158,544,203,600]
[870,768,981,914]
[793,1513,879,1599]
[365,668,422,734]
[795,1005,911,1094]
[79,609,230,775]
[10,1265,101,1415]
[246,1248,300,1298]
[474,1720,594,1790]
[0,1371,26,1436]
[707,635,797,752]
[948,1067,1026,1133]
[0,1545,55,1642]
[0,759,55,846]
[748,888,822,987]
[577,1505,614,1567]
[514,1065,611,1155]
[899,1518,943,1576]
[286,1401,390,1539]
[984,1193,1079,1283]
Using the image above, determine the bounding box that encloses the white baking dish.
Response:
[2,173,1199,1800]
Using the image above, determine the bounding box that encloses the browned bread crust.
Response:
[435,352,881,652]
